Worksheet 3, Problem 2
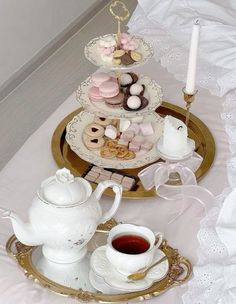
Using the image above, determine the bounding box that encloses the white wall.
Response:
[0,0,97,87]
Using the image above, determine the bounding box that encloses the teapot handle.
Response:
[93,180,122,224]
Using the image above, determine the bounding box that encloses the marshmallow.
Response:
[132,135,145,145]
[127,123,140,135]
[120,119,131,132]
[105,125,117,139]
[103,46,115,55]
[99,37,116,48]
[140,123,154,136]
[101,54,113,63]
[118,138,129,146]
[121,130,135,141]
[129,142,140,152]
[141,141,153,151]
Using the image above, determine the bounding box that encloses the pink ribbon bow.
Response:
[138,162,214,222]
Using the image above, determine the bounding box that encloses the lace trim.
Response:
[128,5,236,304]
[128,6,234,97]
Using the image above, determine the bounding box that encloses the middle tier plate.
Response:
[76,73,163,118]
[66,111,163,169]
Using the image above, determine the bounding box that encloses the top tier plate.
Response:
[84,34,154,70]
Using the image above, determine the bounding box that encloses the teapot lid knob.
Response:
[55,168,74,184]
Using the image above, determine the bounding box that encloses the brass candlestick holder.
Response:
[182,87,198,127]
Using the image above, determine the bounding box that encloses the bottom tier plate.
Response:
[51,101,215,199]
[6,219,192,303]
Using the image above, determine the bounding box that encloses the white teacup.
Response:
[106,224,163,275]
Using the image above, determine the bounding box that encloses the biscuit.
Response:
[121,53,135,65]
[123,151,136,160]
[104,139,118,148]
[116,146,129,158]
[84,123,104,138]
[113,49,125,58]
[83,134,105,150]
[130,51,142,62]
[100,147,118,159]
[93,116,112,126]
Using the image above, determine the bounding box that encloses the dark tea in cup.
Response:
[106,224,163,275]
[112,234,150,255]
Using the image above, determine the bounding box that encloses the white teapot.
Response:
[0,168,122,263]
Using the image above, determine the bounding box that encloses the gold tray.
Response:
[51,102,215,199]
[6,220,192,303]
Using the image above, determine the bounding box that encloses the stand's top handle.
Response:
[109,1,130,22]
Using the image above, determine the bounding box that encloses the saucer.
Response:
[89,269,124,294]
[157,137,195,161]
[90,245,169,292]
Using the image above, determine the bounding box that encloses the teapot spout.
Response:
[0,207,41,246]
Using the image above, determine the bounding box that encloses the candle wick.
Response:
[177,126,183,130]
[194,18,200,25]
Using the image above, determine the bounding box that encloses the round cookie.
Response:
[94,116,112,126]
[105,92,124,108]
[130,51,142,62]
[84,123,104,138]
[83,134,105,150]
[120,53,135,65]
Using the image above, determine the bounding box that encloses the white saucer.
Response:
[89,270,123,294]
[90,245,169,292]
[157,137,195,161]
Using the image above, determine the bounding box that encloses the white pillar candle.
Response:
[185,19,200,94]
[162,116,188,157]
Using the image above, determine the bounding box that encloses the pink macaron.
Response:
[99,81,119,98]
[91,72,110,87]
[88,86,104,102]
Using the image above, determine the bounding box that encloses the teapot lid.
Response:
[37,168,92,207]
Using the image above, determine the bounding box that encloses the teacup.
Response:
[106,224,163,275]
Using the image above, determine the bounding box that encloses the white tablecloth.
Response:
[0,59,230,304]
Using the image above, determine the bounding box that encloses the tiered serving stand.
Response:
[6,1,215,302]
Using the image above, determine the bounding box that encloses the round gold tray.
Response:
[6,220,192,303]
[51,102,215,199]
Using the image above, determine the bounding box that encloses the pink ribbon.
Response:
[138,161,214,222]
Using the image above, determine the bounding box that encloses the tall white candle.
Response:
[185,19,200,94]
